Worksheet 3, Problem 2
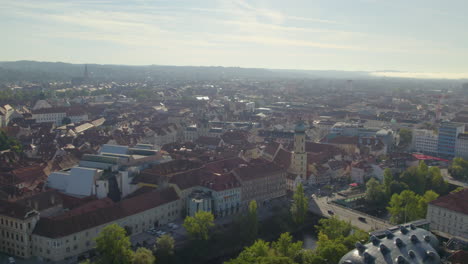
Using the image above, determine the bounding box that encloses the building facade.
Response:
[233,161,286,208]
[290,122,308,180]
[455,133,468,160]
[412,129,438,155]
[426,189,468,239]
[437,122,465,158]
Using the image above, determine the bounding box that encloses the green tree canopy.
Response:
[133,247,155,264]
[245,200,259,242]
[291,183,309,226]
[271,232,303,261]
[398,128,412,148]
[449,157,468,181]
[365,178,388,207]
[183,211,215,240]
[95,224,134,264]
[154,234,175,262]
[387,190,439,224]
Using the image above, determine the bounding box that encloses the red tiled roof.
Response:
[273,148,291,169]
[0,200,37,219]
[233,160,284,181]
[169,168,211,190]
[305,142,341,154]
[325,136,359,145]
[33,187,179,238]
[196,136,222,146]
[430,188,468,215]
[263,142,280,157]
[204,157,246,174]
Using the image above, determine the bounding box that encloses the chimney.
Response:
[50,194,55,205]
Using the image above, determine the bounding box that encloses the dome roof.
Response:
[295,121,306,133]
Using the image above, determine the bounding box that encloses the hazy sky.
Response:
[1,0,468,78]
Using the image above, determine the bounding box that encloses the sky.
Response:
[1,0,468,78]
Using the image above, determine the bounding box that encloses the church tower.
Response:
[197,115,210,137]
[291,121,308,180]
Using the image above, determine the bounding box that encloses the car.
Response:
[8,257,15,264]
[327,210,334,215]
[171,224,179,229]
[358,217,367,222]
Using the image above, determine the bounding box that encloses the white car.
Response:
[8,257,15,264]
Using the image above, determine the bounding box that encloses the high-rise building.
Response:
[84,64,89,79]
[290,121,307,180]
[437,122,465,157]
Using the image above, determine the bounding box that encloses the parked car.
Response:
[8,257,15,264]
[358,217,367,222]
[327,210,334,215]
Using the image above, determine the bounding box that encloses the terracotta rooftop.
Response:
[233,160,284,181]
[273,148,291,169]
[430,188,468,215]
[33,187,179,238]
[0,199,37,220]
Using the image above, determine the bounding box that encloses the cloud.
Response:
[371,71,468,79]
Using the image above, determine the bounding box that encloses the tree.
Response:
[301,250,326,264]
[245,200,259,242]
[154,234,174,263]
[95,224,134,264]
[291,183,309,226]
[398,128,412,148]
[389,180,409,196]
[387,190,421,224]
[451,187,465,193]
[428,167,448,195]
[315,233,349,264]
[418,190,439,218]
[449,157,468,181]
[365,178,387,207]
[0,131,22,153]
[271,232,303,261]
[383,168,393,195]
[399,166,425,195]
[62,117,71,125]
[315,217,352,240]
[183,211,214,240]
[133,247,155,264]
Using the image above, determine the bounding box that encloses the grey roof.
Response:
[100,144,129,155]
[47,172,70,192]
[65,167,99,197]
[340,225,440,264]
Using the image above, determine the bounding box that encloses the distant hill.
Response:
[0,60,377,83]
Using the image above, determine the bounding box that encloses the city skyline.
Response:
[1,0,468,78]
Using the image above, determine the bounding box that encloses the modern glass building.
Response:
[437,122,464,158]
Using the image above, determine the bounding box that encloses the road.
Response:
[440,168,468,187]
[309,195,391,232]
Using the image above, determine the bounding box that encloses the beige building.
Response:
[0,188,180,262]
[0,201,40,258]
[426,188,468,240]
[233,161,286,208]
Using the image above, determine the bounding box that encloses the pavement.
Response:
[440,168,468,187]
[309,195,392,232]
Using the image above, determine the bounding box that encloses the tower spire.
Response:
[84,64,89,79]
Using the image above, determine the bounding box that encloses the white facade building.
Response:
[455,133,468,160]
[426,189,468,240]
[412,129,438,155]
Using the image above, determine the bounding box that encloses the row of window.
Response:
[0,218,29,230]
[1,230,25,243]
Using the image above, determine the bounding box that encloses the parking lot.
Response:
[130,221,187,250]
